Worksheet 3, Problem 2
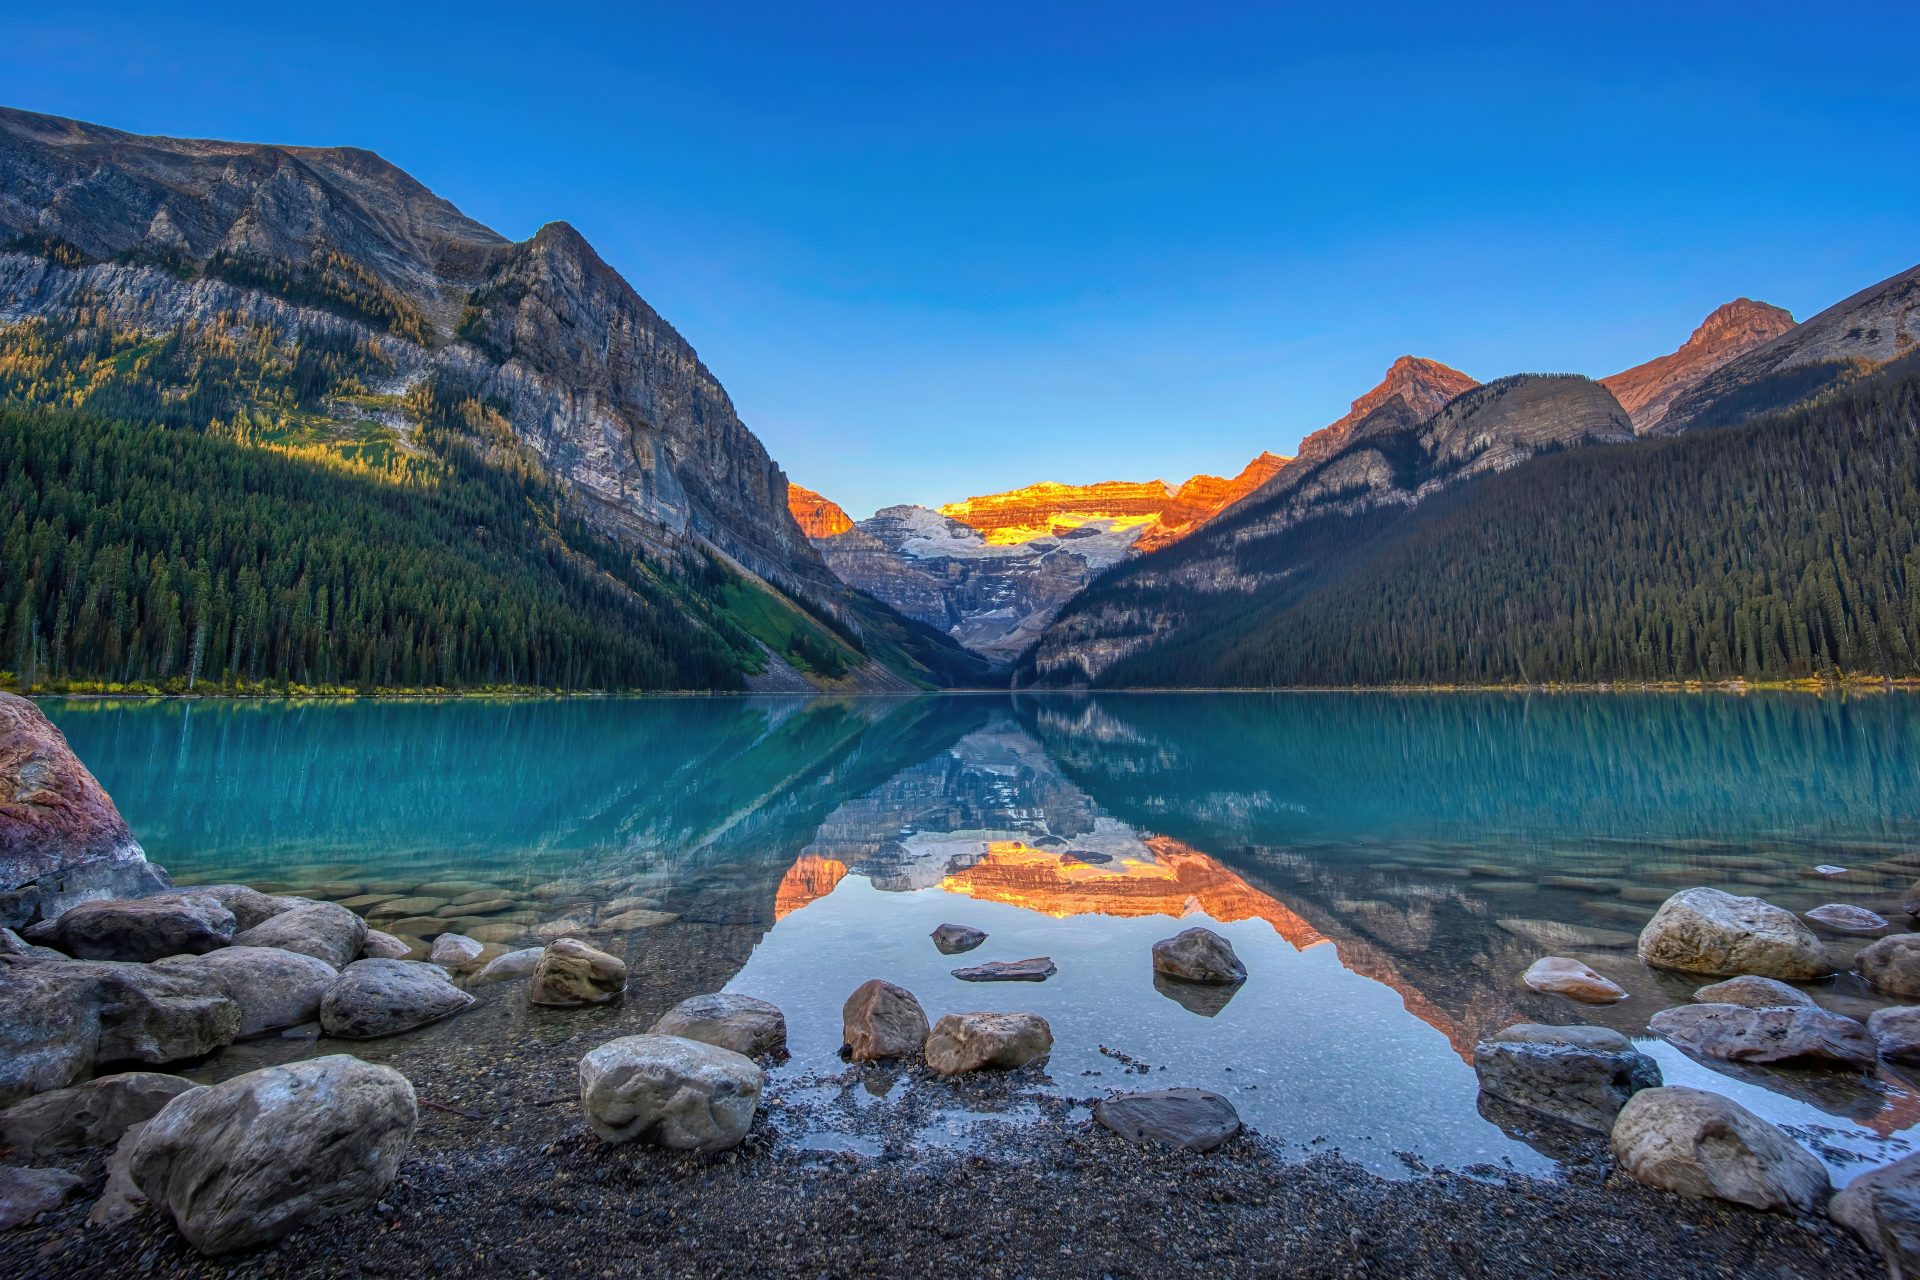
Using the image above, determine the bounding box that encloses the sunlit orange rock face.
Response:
[787,484,855,538]
[1601,298,1795,434]
[1291,355,1480,469]
[1134,452,1290,552]
[773,854,850,918]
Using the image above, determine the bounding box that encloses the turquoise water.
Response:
[43,692,1920,1178]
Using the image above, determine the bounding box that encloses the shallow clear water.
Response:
[44,692,1920,1180]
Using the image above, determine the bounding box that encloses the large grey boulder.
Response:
[1610,1086,1828,1212]
[924,1011,1052,1075]
[0,692,162,931]
[1857,935,1920,998]
[24,891,235,962]
[841,979,928,1061]
[79,960,241,1065]
[129,1055,416,1254]
[1472,1023,1660,1133]
[1691,975,1815,1008]
[0,959,101,1105]
[528,938,626,1007]
[1649,1003,1875,1069]
[1637,888,1835,980]
[1094,1089,1242,1152]
[1150,927,1247,984]
[231,901,366,969]
[578,1034,762,1152]
[649,992,787,1058]
[0,1070,197,1159]
[0,1164,84,1229]
[1831,1152,1920,1278]
[155,947,338,1038]
[318,959,473,1039]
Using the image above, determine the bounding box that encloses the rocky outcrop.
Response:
[129,1055,416,1254]
[0,693,162,929]
[577,1035,761,1152]
[1636,888,1835,980]
[1286,355,1481,473]
[787,485,855,538]
[1601,299,1795,433]
[1609,1086,1827,1213]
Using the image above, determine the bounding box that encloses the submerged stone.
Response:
[1806,903,1891,935]
[1521,956,1626,1004]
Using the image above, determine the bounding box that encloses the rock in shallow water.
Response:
[231,901,366,969]
[1805,903,1890,935]
[178,884,297,932]
[1521,956,1626,1003]
[1691,975,1816,1008]
[924,1011,1052,1075]
[129,1055,416,1254]
[155,946,337,1039]
[1830,1151,1920,1278]
[1472,1023,1660,1133]
[1636,887,1835,980]
[428,932,483,969]
[1094,1089,1242,1152]
[1869,1007,1920,1065]
[931,922,987,955]
[0,1070,197,1159]
[358,929,412,960]
[1858,935,1920,997]
[1150,927,1246,984]
[578,1034,761,1152]
[951,956,1057,983]
[528,938,626,1007]
[24,892,235,962]
[650,993,787,1058]
[318,959,473,1039]
[842,979,928,1061]
[1649,1002,1876,1069]
[469,946,543,987]
[1610,1085,1828,1213]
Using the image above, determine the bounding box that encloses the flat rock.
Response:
[529,938,626,1007]
[951,956,1057,983]
[468,946,543,987]
[1692,975,1816,1008]
[318,959,473,1039]
[925,1011,1052,1075]
[370,896,448,918]
[1857,935,1920,998]
[1806,903,1891,935]
[1831,1151,1920,1277]
[842,979,928,1061]
[1094,1089,1242,1152]
[931,923,987,955]
[1636,887,1836,980]
[155,946,337,1038]
[596,908,677,931]
[428,933,483,969]
[1150,927,1246,984]
[24,892,235,962]
[1649,1002,1875,1068]
[578,1034,761,1152]
[650,993,787,1058]
[0,1164,84,1229]
[129,1055,415,1254]
[231,901,366,969]
[0,1071,197,1159]
[1869,1007,1920,1065]
[1610,1085,1828,1212]
[1473,1022,1660,1133]
[1496,917,1638,949]
[1522,956,1626,1003]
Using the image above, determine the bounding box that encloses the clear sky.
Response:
[7,3,1919,517]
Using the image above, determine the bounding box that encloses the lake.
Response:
[42,691,1920,1181]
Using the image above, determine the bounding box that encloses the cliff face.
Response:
[787,485,856,538]
[1601,299,1794,433]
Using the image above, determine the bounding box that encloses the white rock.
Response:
[578,1034,761,1152]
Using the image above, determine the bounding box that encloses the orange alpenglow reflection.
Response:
[786,484,855,538]
[774,854,850,918]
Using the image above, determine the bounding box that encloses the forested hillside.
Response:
[1030,356,1920,687]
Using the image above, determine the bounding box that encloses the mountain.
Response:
[788,457,1285,665]
[0,107,987,692]
[1286,355,1480,471]
[1601,299,1794,433]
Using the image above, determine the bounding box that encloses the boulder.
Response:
[1472,1023,1660,1133]
[1805,903,1890,935]
[428,933,483,969]
[318,959,473,1039]
[23,892,235,962]
[359,929,412,960]
[842,979,928,1061]
[1636,887,1835,980]
[924,1011,1052,1075]
[931,923,987,955]
[231,901,366,969]
[1831,1152,1920,1278]
[1094,1089,1242,1152]
[178,884,297,932]
[1150,927,1247,984]
[1521,956,1626,1003]
[1692,975,1816,1008]
[950,956,1057,982]
[649,992,788,1058]
[129,1055,416,1254]
[155,947,338,1038]
[528,938,626,1007]
[578,1034,761,1152]
[1650,1003,1875,1068]
[0,692,162,931]
[0,1071,197,1159]
[0,960,100,1105]
[1857,935,1920,998]
[1609,1085,1828,1212]
[0,1164,83,1230]
[70,960,239,1066]
[87,1118,155,1228]
[1870,1007,1920,1066]
[468,946,542,987]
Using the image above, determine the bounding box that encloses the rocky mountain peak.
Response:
[1290,355,1479,470]
[1602,298,1795,433]
[788,485,856,538]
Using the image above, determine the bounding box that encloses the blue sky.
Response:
[8,3,1919,517]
